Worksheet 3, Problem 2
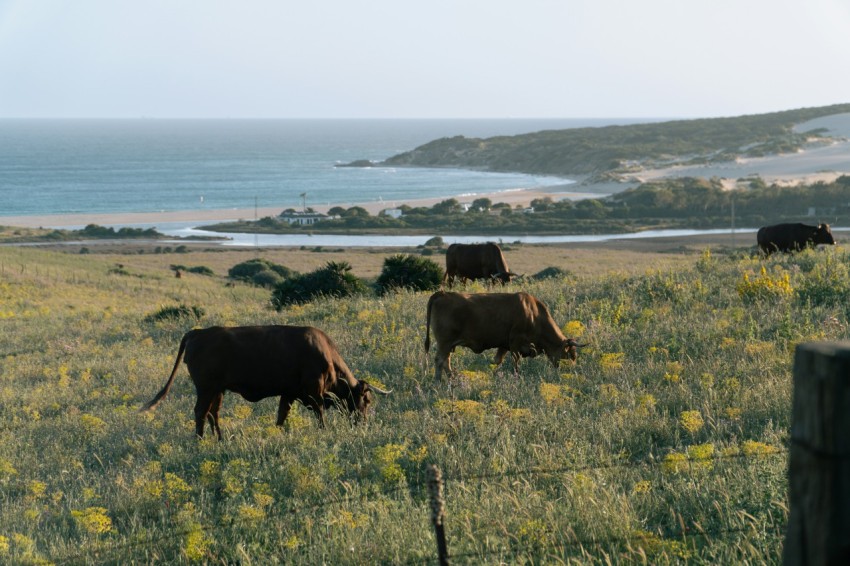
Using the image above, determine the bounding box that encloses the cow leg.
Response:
[276,397,293,426]
[434,348,453,381]
[494,348,509,367]
[194,391,219,438]
[510,352,522,375]
[207,393,224,440]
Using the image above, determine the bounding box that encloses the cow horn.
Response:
[368,382,393,395]
[566,338,589,348]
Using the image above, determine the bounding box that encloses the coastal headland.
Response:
[3,110,850,233]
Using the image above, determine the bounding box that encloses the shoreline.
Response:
[4,111,850,232]
[0,185,597,230]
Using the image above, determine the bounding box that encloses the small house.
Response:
[278,211,330,226]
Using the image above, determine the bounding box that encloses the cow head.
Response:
[549,338,588,364]
[815,224,836,246]
[491,271,518,284]
[336,381,392,421]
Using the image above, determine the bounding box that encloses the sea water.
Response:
[0,118,648,219]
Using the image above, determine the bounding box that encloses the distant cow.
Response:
[424,291,586,380]
[443,243,515,286]
[757,223,835,255]
[141,325,390,438]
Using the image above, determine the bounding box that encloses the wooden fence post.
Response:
[783,342,850,565]
[428,464,449,566]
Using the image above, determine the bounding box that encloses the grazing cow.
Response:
[141,325,390,438]
[757,222,835,255]
[443,242,515,286]
[424,291,586,380]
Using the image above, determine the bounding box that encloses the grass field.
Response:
[0,239,844,564]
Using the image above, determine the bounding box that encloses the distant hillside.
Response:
[344,104,850,180]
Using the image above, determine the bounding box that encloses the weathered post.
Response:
[428,464,449,566]
[784,342,850,565]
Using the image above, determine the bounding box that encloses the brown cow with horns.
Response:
[424,291,586,380]
[141,325,391,438]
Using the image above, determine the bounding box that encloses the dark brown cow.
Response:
[443,242,515,286]
[757,222,835,255]
[424,291,586,380]
[141,325,390,438]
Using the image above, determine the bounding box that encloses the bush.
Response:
[271,261,367,308]
[795,254,850,306]
[228,258,296,288]
[143,304,205,323]
[736,266,793,304]
[375,254,444,295]
[532,266,570,280]
[186,265,214,276]
[251,269,286,288]
[423,236,445,247]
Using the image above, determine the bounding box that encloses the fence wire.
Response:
[51,448,789,565]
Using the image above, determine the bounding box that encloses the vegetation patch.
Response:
[143,304,206,323]
[228,258,297,288]
[375,254,444,295]
[3,237,846,563]
[271,261,367,307]
[205,174,850,237]
[375,103,850,177]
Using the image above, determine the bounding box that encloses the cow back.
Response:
[182,325,344,402]
[445,243,509,280]
[428,291,543,352]
[758,222,835,253]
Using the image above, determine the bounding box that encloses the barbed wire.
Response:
[441,446,787,485]
[50,448,788,564]
[434,523,787,566]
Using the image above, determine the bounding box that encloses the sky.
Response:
[1,0,849,120]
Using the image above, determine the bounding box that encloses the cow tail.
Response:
[140,333,189,412]
[424,293,435,353]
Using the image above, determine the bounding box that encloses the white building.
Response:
[278,211,331,225]
[382,208,404,219]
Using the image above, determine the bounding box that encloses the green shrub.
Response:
[186,265,214,276]
[795,254,850,306]
[375,254,444,295]
[228,258,296,287]
[143,304,206,323]
[533,266,570,280]
[271,261,367,308]
[736,266,793,304]
[423,236,445,247]
[251,269,286,288]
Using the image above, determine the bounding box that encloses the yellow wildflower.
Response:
[600,352,625,371]
[679,410,704,434]
[71,507,114,535]
[662,452,688,474]
[742,440,778,456]
[562,320,586,337]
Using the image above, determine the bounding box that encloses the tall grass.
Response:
[1,245,845,564]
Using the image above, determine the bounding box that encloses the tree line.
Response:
[206,175,850,236]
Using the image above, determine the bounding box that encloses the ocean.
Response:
[0,118,650,219]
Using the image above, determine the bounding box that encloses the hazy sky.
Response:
[1,0,848,119]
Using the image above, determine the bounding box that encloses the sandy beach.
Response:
[0,186,597,229]
[4,113,850,231]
